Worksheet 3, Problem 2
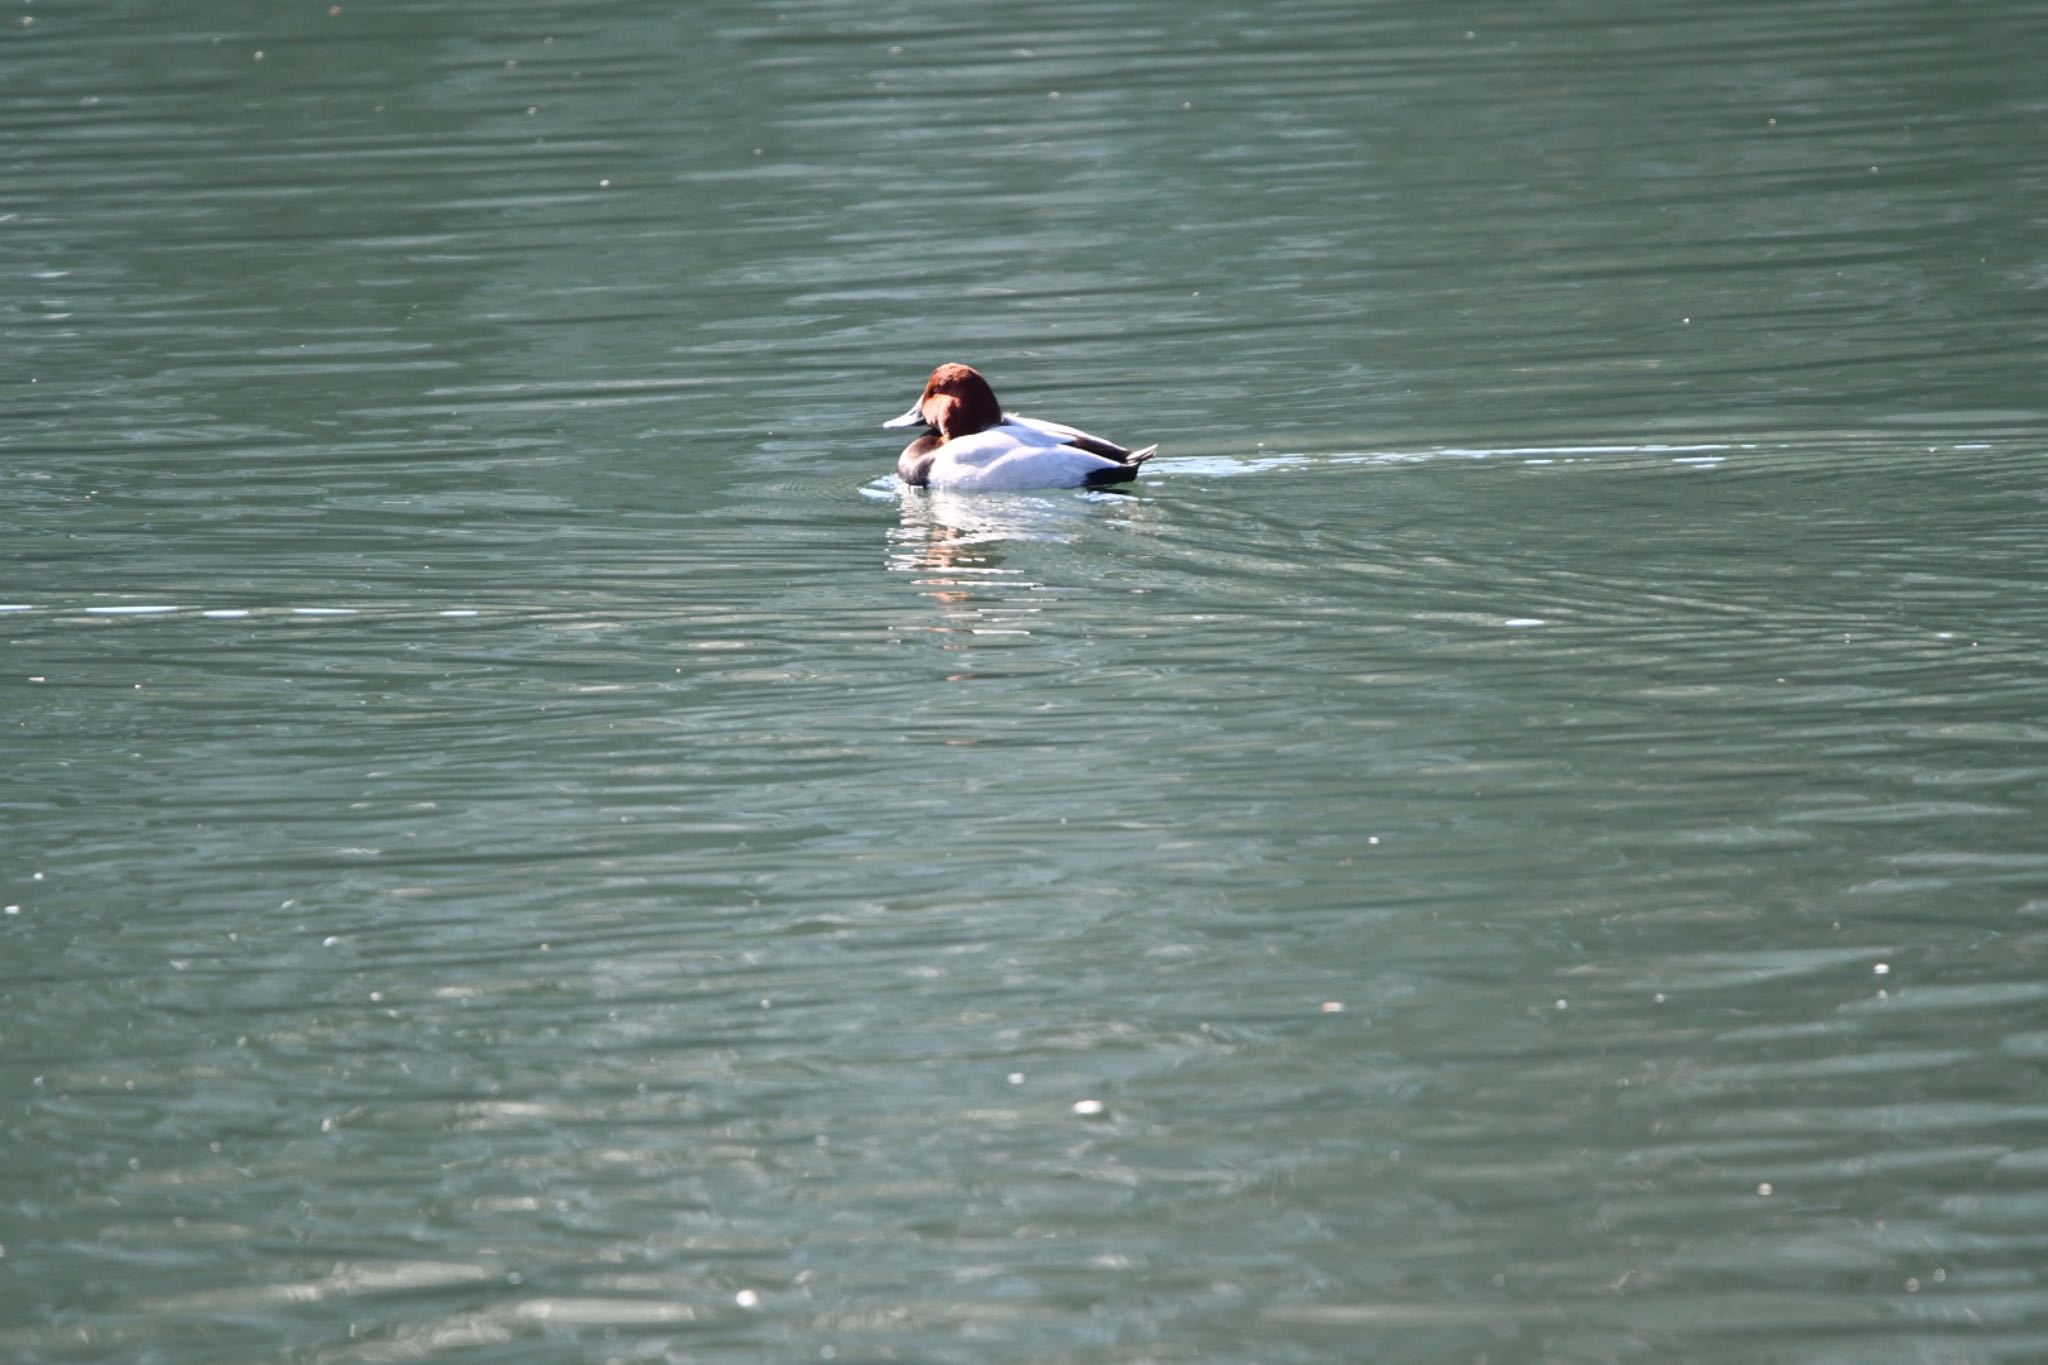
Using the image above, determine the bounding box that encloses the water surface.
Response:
[5,1,2048,1361]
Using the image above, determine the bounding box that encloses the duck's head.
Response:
[883,363,1003,441]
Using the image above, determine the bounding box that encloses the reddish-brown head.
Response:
[883,363,1005,441]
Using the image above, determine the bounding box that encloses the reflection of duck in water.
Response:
[883,501,1023,618]
[885,363,1156,491]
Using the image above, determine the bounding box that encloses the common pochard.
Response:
[884,363,1156,491]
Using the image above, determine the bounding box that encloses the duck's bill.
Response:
[882,402,927,430]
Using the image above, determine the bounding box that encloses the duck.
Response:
[884,363,1157,491]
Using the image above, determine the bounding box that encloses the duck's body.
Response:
[894,415,1151,491]
[886,364,1156,491]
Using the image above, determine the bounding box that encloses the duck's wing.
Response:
[1007,412,1142,462]
[934,423,1064,468]
[927,427,1135,490]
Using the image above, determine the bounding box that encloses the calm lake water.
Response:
[5,1,2047,1361]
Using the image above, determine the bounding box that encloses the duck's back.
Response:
[926,423,1130,491]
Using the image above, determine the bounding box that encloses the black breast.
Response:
[895,431,943,486]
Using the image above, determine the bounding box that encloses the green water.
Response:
[5,2,2047,1361]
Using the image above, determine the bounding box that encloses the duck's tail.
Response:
[1082,445,1158,488]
